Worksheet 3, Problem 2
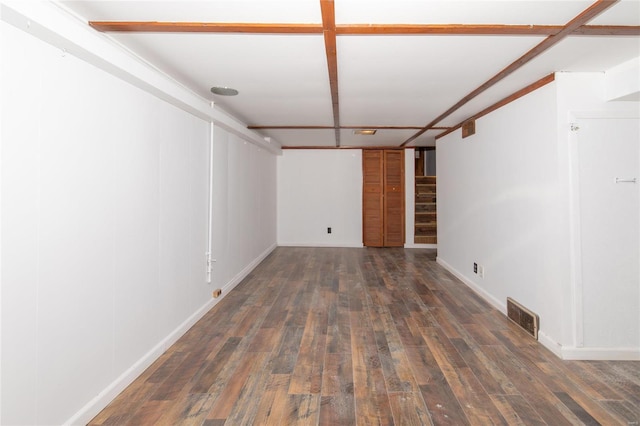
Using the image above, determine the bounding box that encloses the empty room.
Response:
[1,0,639,425]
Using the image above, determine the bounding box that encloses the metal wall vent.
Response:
[507,297,539,340]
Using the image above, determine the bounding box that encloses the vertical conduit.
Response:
[206,120,214,283]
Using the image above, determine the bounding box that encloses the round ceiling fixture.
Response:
[210,86,239,96]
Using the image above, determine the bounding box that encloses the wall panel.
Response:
[1,20,277,425]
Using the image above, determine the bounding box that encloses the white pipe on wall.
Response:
[206,120,215,283]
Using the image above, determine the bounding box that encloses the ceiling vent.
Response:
[462,120,476,138]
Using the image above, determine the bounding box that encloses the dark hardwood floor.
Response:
[89,247,640,425]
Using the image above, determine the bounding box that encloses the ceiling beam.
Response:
[282,146,412,150]
[89,21,639,36]
[436,73,556,140]
[400,0,620,147]
[339,24,639,36]
[248,125,450,130]
[89,21,323,33]
[320,0,340,147]
[338,24,563,35]
[572,25,640,35]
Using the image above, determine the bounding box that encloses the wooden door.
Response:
[363,150,384,247]
[362,150,405,247]
[384,150,405,247]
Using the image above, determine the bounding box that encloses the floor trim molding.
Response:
[278,242,364,248]
[560,346,640,361]
[65,243,277,425]
[435,256,568,358]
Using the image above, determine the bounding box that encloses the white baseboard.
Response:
[65,298,217,425]
[222,243,277,295]
[436,256,506,313]
[538,331,564,358]
[435,257,640,361]
[277,242,364,248]
[436,257,569,357]
[65,243,277,426]
[560,346,640,361]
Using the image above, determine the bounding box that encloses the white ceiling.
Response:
[60,0,640,148]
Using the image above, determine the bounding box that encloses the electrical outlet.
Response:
[478,265,485,278]
[327,227,332,234]
[473,262,478,274]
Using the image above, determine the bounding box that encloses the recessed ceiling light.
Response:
[210,86,239,96]
[354,129,377,135]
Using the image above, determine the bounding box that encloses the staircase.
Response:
[414,176,437,244]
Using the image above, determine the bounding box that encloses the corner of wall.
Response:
[604,56,640,102]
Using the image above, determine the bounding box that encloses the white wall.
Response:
[437,70,640,360]
[277,149,363,247]
[437,82,565,349]
[278,149,423,248]
[211,130,277,291]
[1,17,277,425]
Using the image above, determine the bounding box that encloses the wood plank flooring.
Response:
[89,247,640,425]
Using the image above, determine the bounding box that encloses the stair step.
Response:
[415,194,436,201]
[415,184,436,191]
[414,175,437,244]
[415,236,437,244]
[413,211,438,223]
[415,176,436,184]
[415,226,437,233]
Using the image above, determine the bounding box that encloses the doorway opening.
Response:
[415,148,437,244]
